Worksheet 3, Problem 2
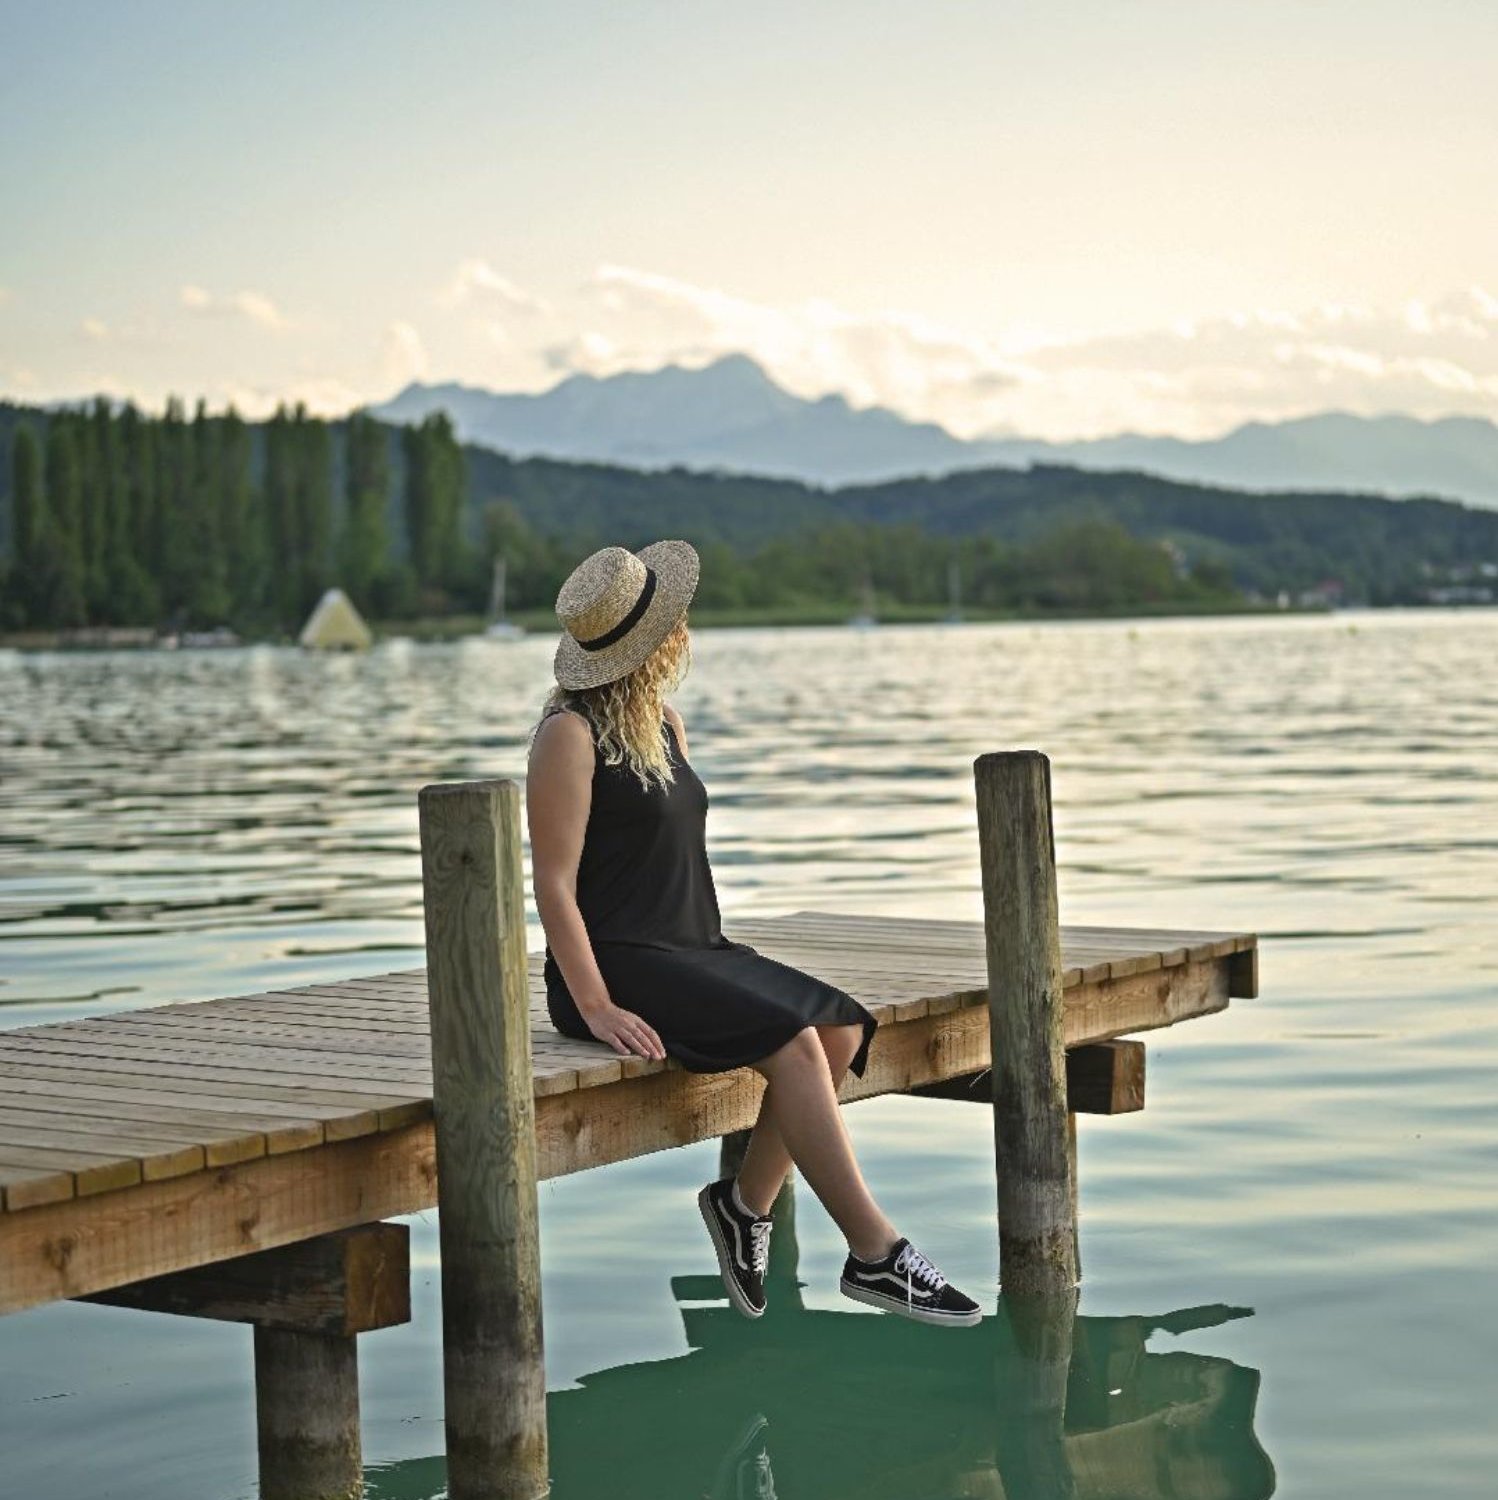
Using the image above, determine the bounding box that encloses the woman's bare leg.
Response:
[733,1023,898,1261]
[735,1022,859,1213]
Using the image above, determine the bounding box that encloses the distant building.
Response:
[1296,579,1345,610]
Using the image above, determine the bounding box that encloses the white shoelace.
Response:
[748,1217,773,1278]
[893,1241,946,1299]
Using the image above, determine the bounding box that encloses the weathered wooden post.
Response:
[254,1325,363,1499]
[419,779,549,1500]
[973,750,1079,1294]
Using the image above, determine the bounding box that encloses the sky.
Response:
[2,0,1497,440]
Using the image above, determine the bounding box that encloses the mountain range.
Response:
[374,354,1498,508]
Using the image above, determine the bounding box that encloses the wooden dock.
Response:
[0,752,1258,1500]
[0,911,1253,1304]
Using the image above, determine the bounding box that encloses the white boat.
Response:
[847,573,877,629]
[942,555,964,624]
[485,555,527,640]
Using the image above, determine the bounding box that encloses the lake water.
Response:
[1,609,1495,1499]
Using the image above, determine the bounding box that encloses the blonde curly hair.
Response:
[534,615,692,791]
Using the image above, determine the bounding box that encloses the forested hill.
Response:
[457,434,1498,604]
[2,398,1496,635]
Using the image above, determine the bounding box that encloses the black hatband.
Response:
[577,565,658,650]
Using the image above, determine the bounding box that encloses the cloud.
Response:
[477,266,1497,438]
[379,320,429,389]
[438,259,550,315]
[216,376,367,420]
[541,329,619,373]
[0,286,12,309]
[179,284,293,330]
[573,263,1032,429]
[81,317,110,341]
[972,285,1498,437]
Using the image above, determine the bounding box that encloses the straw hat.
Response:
[553,540,700,689]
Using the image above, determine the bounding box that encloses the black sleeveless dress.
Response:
[540,701,878,1077]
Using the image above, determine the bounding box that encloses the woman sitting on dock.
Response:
[525,539,981,1327]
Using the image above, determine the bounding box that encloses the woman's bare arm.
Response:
[664,701,689,761]
[525,711,666,1060]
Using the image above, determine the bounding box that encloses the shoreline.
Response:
[0,597,1357,651]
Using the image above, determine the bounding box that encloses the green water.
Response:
[1,610,1495,1498]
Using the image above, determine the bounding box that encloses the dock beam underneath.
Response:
[76,1222,410,1500]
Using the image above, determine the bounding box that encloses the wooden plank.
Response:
[122,1001,433,1033]
[0,1142,143,1199]
[0,1034,434,1089]
[736,914,1252,966]
[0,1121,206,1182]
[71,1015,434,1058]
[0,1071,378,1142]
[0,1058,422,1134]
[0,1160,76,1211]
[779,910,1250,947]
[0,1105,275,1165]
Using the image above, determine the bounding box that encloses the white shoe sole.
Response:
[839,1279,982,1327]
[697,1185,766,1319]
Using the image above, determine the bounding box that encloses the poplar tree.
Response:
[264,404,300,627]
[401,411,467,597]
[120,404,162,619]
[155,397,195,616]
[186,400,229,622]
[11,423,46,569]
[43,419,87,624]
[295,404,333,616]
[342,412,390,608]
[217,408,266,623]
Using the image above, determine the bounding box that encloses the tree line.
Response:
[2,397,1246,636]
[2,398,466,632]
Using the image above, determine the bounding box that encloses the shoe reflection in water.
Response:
[363,1176,1276,1500]
[709,1411,777,1500]
[557,1161,1274,1500]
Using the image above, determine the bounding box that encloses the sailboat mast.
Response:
[488,555,507,622]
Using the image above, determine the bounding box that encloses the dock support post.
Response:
[420,779,549,1500]
[974,750,1079,1295]
[254,1325,362,1500]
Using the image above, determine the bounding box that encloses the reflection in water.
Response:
[364,1188,1274,1500]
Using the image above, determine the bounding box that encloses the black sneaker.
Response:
[698,1176,773,1318]
[839,1235,982,1327]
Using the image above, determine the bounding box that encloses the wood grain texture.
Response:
[75,1222,410,1335]
[974,750,1078,1295]
[1066,1041,1147,1115]
[254,1323,363,1500]
[418,778,548,1500]
[907,1041,1145,1116]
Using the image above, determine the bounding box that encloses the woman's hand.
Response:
[581,1001,668,1061]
